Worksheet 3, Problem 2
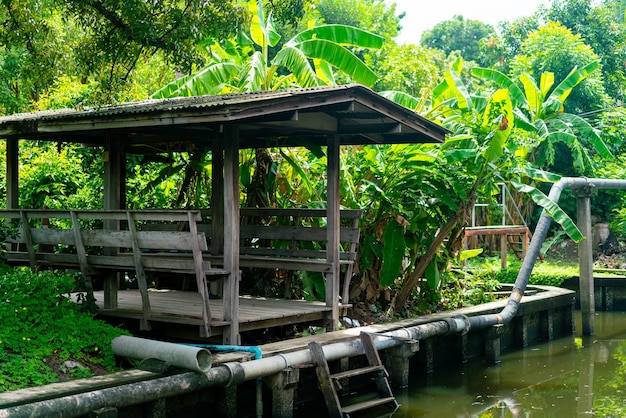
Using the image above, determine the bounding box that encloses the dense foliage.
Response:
[0,265,128,391]
[420,15,496,65]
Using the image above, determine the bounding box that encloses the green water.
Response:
[394,311,626,417]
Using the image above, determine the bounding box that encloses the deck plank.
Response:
[84,290,332,337]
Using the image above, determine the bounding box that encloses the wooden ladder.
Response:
[309,332,399,418]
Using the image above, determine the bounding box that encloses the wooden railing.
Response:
[212,208,362,304]
[0,209,227,336]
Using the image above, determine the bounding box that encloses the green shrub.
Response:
[492,259,578,287]
[0,265,129,391]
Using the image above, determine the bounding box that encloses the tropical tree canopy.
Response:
[420,15,496,64]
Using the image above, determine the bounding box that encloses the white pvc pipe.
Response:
[112,336,212,372]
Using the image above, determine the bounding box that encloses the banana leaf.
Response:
[444,70,473,111]
[279,149,313,194]
[511,181,583,242]
[519,73,542,118]
[272,46,320,88]
[380,220,406,287]
[288,24,384,49]
[379,90,420,110]
[558,113,612,159]
[551,61,600,103]
[292,39,379,86]
[151,62,240,98]
[471,67,527,108]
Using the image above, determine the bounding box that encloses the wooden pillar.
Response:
[210,140,225,297]
[325,135,341,331]
[103,136,124,309]
[500,233,508,269]
[6,138,19,209]
[222,125,240,345]
[575,185,595,336]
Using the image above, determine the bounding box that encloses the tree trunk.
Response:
[391,195,477,313]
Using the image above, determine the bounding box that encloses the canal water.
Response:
[392,311,626,417]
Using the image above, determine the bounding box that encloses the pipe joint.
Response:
[444,315,471,335]
[573,181,595,198]
[221,362,245,387]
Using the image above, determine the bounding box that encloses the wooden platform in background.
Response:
[88,289,333,338]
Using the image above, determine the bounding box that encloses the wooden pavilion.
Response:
[0,85,447,344]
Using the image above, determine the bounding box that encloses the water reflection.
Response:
[400,311,626,417]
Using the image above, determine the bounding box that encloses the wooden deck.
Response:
[88,290,333,338]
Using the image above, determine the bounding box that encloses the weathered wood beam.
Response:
[326,134,340,331]
[222,124,240,344]
[6,138,18,209]
[103,135,123,309]
[464,226,529,237]
[338,122,401,134]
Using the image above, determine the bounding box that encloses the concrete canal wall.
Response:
[0,286,575,418]
[562,276,626,311]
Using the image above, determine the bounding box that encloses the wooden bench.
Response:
[0,209,228,335]
[202,208,362,304]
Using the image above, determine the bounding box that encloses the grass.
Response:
[467,255,579,288]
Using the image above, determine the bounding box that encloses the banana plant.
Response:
[380,58,584,311]
[150,0,384,203]
[152,0,384,98]
[471,62,612,173]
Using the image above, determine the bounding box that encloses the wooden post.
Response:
[500,233,508,269]
[575,185,595,336]
[222,125,240,345]
[6,138,19,209]
[211,140,225,255]
[103,136,124,309]
[188,210,212,337]
[70,211,97,307]
[326,135,341,331]
[20,211,37,271]
[210,140,225,298]
[126,211,152,331]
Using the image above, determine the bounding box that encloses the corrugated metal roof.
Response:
[0,86,340,123]
[0,85,448,148]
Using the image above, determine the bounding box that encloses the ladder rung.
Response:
[341,397,397,415]
[331,365,386,381]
